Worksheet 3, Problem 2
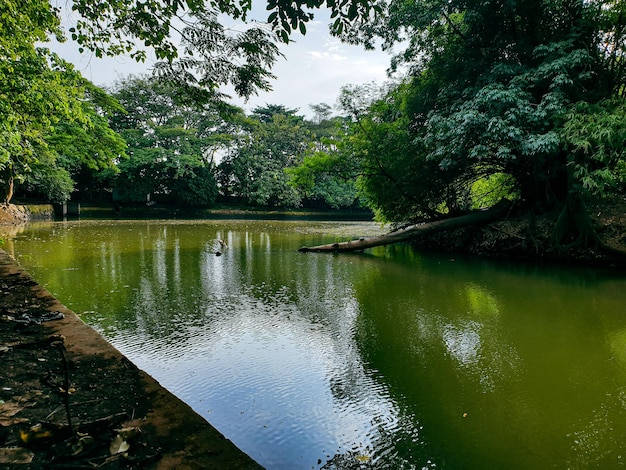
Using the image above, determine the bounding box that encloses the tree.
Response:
[0,0,125,203]
[66,0,381,107]
[150,11,282,106]
[221,103,359,209]
[2,0,381,205]
[299,200,511,252]
[69,0,382,60]
[44,84,128,202]
[309,103,333,124]
[109,75,235,206]
[287,108,359,209]
[251,104,302,124]
[321,0,626,251]
[218,106,309,206]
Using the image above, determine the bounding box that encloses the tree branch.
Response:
[298,199,512,253]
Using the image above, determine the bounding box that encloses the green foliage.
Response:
[285,107,357,209]
[152,11,282,103]
[70,0,382,57]
[309,103,333,124]
[23,163,74,203]
[0,1,127,203]
[218,109,309,207]
[2,0,381,206]
[173,166,219,206]
[325,0,626,229]
[290,163,357,209]
[48,82,128,201]
[560,99,626,195]
[67,0,382,104]
[220,104,360,209]
[251,104,302,123]
[333,82,456,222]
[288,124,358,209]
[109,75,231,206]
[470,173,517,210]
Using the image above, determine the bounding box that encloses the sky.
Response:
[49,4,398,118]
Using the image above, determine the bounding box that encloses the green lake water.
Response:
[5,219,626,469]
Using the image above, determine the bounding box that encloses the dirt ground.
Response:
[0,250,262,469]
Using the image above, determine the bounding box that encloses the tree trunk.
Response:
[2,172,14,204]
[552,191,626,256]
[298,200,512,253]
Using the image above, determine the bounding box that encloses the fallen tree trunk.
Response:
[298,200,512,253]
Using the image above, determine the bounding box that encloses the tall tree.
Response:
[288,106,358,209]
[0,0,124,203]
[109,75,239,206]
[2,0,381,205]
[328,0,626,248]
[218,105,310,206]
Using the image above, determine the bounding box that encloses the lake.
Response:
[5,218,626,469]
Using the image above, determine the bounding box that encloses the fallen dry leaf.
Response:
[0,447,35,464]
[109,434,131,455]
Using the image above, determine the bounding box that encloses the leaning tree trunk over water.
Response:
[298,200,512,253]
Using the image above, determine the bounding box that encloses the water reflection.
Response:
[6,220,626,469]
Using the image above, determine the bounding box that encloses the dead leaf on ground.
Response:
[0,391,46,424]
[0,447,35,464]
[109,427,141,455]
[109,435,131,455]
[0,399,31,426]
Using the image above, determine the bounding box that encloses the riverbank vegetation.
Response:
[2,0,626,260]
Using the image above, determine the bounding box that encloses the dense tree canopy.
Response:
[288,106,358,209]
[216,104,358,208]
[5,0,626,256]
[0,0,126,203]
[304,0,626,248]
[1,0,375,204]
[217,105,309,206]
[108,75,244,205]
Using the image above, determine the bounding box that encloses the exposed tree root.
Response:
[554,193,626,258]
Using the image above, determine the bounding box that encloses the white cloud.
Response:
[306,50,347,62]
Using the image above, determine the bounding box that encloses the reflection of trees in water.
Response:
[321,451,373,469]
[223,234,426,467]
[349,252,626,467]
[286,258,435,468]
[0,222,46,258]
[320,418,436,470]
[345,256,523,467]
